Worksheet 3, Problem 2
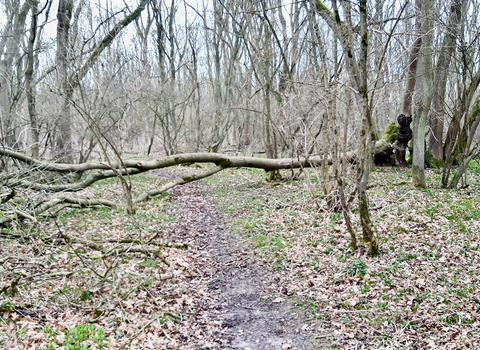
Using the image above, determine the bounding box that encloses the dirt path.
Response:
[168,180,312,349]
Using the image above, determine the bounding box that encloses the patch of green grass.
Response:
[468,159,480,174]
[397,253,418,261]
[348,259,367,277]
[400,320,417,328]
[79,290,92,301]
[390,259,404,270]
[448,287,473,298]
[424,203,442,219]
[255,235,267,247]
[139,259,158,268]
[254,235,287,251]
[361,283,371,294]
[0,301,15,312]
[443,313,460,325]
[330,213,342,222]
[44,324,109,350]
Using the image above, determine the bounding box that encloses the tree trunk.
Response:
[25,0,39,158]
[428,0,467,161]
[55,0,74,162]
[411,0,434,188]
[398,0,423,167]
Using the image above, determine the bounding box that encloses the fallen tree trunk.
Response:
[0,150,356,225]
[0,148,355,174]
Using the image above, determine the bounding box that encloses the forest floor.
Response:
[1,162,480,349]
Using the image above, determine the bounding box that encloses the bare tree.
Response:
[54,0,148,161]
[313,0,385,254]
[0,1,29,149]
[428,0,468,161]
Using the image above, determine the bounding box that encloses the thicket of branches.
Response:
[1,0,480,253]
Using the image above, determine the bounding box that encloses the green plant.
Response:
[63,324,108,349]
[361,283,371,294]
[79,290,92,301]
[443,313,460,325]
[348,259,368,277]
[0,301,15,312]
[139,259,158,268]
[468,159,480,174]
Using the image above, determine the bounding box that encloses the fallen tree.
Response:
[0,148,355,176]
[0,149,355,225]
[0,115,417,227]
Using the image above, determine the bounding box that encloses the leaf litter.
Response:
[0,165,479,349]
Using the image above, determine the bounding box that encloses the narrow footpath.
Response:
[168,180,312,349]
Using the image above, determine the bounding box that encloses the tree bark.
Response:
[313,0,379,254]
[25,0,39,158]
[55,0,74,162]
[411,0,434,188]
[428,0,467,161]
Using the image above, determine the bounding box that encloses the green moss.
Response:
[469,99,480,122]
[426,152,444,168]
[411,165,426,188]
[380,123,399,143]
[215,158,232,167]
[182,176,193,181]
[315,0,330,12]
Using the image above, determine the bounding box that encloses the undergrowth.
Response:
[206,165,480,349]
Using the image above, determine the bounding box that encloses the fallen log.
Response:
[0,148,355,174]
[0,149,358,225]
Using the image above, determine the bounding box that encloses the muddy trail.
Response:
[167,179,313,349]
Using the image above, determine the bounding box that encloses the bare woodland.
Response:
[1,0,480,348]
[1,0,480,248]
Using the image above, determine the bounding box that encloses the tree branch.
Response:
[69,0,149,88]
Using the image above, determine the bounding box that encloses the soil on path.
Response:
[167,179,313,349]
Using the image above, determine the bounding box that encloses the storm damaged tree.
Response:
[0,148,355,225]
[393,114,413,167]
